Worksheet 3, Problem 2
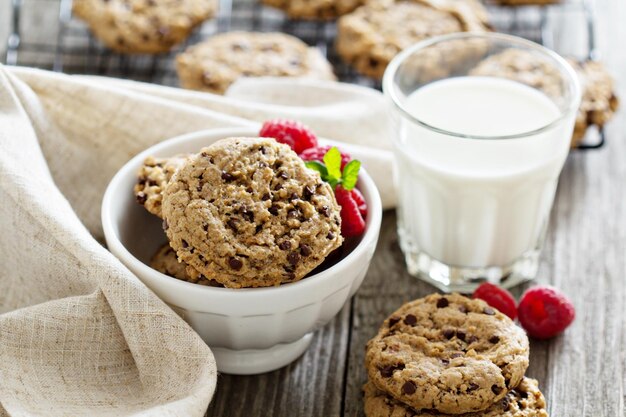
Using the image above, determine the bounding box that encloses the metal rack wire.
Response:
[3,0,605,148]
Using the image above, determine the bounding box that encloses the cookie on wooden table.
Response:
[363,377,548,417]
[261,0,365,20]
[150,243,221,286]
[161,137,343,288]
[176,31,336,94]
[365,293,530,414]
[134,154,191,218]
[470,49,619,147]
[336,0,490,79]
[72,0,217,54]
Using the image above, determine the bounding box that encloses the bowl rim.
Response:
[102,127,383,299]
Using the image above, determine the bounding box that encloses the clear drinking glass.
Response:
[383,33,581,293]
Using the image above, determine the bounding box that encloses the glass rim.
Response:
[382,32,582,140]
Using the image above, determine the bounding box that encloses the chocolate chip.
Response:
[518,390,528,399]
[259,161,268,168]
[456,330,466,342]
[436,297,449,308]
[483,307,495,315]
[227,219,238,231]
[246,187,253,193]
[228,257,242,270]
[468,383,479,391]
[327,232,335,240]
[147,179,158,186]
[259,146,266,154]
[284,272,296,281]
[287,209,300,219]
[262,193,270,201]
[303,185,315,200]
[403,314,417,326]
[289,192,299,201]
[489,335,500,344]
[181,239,188,248]
[278,171,289,180]
[501,396,510,409]
[202,224,208,232]
[136,192,147,205]
[467,335,478,344]
[450,352,463,359]
[279,241,291,250]
[274,183,283,191]
[241,209,254,222]
[401,381,416,395]
[443,329,455,339]
[300,244,311,256]
[491,385,502,395]
[380,365,395,377]
[287,251,300,266]
[320,205,330,217]
[388,317,400,327]
[221,171,234,181]
[441,359,450,365]
[196,184,202,192]
[269,205,279,215]
[458,305,468,313]
[255,224,262,234]
[162,219,169,231]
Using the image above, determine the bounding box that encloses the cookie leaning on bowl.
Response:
[161,137,343,288]
[72,0,217,54]
[336,0,490,79]
[363,377,548,417]
[365,293,530,414]
[176,31,336,94]
[150,243,223,286]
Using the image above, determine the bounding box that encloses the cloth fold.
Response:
[0,65,394,417]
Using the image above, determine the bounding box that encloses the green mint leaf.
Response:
[305,161,328,180]
[323,147,342,181]
[341,160,361,190]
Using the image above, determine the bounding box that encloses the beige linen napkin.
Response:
[0,65,394,417]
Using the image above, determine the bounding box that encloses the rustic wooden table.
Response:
[2,1,623,416]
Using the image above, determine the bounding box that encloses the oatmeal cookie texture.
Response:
[134,154,191,218]
[176,31,336,94]
[161,137,343,288]
[261,0,365,20]
[72,0,217,54]
[363,377,548,417]
[365,293,530,414]
[336,0,489,79]
[470,49,618,147]
[150,243,222,286]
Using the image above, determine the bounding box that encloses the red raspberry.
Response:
[472,283,517,320]
[259,119,318,154]
[299,145,352,170]
[518,286,575,339]
[334,186,366,237]
[350,188,367,220]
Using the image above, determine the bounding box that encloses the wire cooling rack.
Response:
[3,0,604,148]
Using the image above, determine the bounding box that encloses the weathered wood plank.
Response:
[206,302,351,417]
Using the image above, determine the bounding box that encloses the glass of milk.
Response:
[383,33,581,292]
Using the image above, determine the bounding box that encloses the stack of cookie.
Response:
[134,137,344,288]
[364,293,549,416]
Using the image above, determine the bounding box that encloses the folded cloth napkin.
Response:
[0,65,395,417]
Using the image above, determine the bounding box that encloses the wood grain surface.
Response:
[2,0,623,416]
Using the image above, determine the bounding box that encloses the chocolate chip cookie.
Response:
[150,243,221,286]
[365,293,529,414]
[261,0,365,20]
[134,154,191,218]
[161,137,343,288]
[470,49,619,147]
[176,32,336,94]
[492,0,559,5]
[72,0,217,54]
[336,0,490,79]
[364,377,548,417]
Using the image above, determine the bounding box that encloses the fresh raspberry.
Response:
[259,119,318,154]
[518,286,575,339]
[350,188,367,220]
[334,186,366,237]
[472,283,518,320]
[299,145,352,170]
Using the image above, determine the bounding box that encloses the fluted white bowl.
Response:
[102,127,382,374]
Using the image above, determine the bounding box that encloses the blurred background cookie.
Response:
[72,0,217,54]
[471,49,618,147]
[336,0,490,79]
[261,0,365,20]
[491,0,560,6]
[176,31,336,94]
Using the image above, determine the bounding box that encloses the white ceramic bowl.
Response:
[102,128,382,374]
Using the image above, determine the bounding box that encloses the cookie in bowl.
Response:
[73,0,217,54]
[176,31,336,94]
[134,154,190,218]
[150,243,222,286]
[162,137,344,288]
[365,293,529,414]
